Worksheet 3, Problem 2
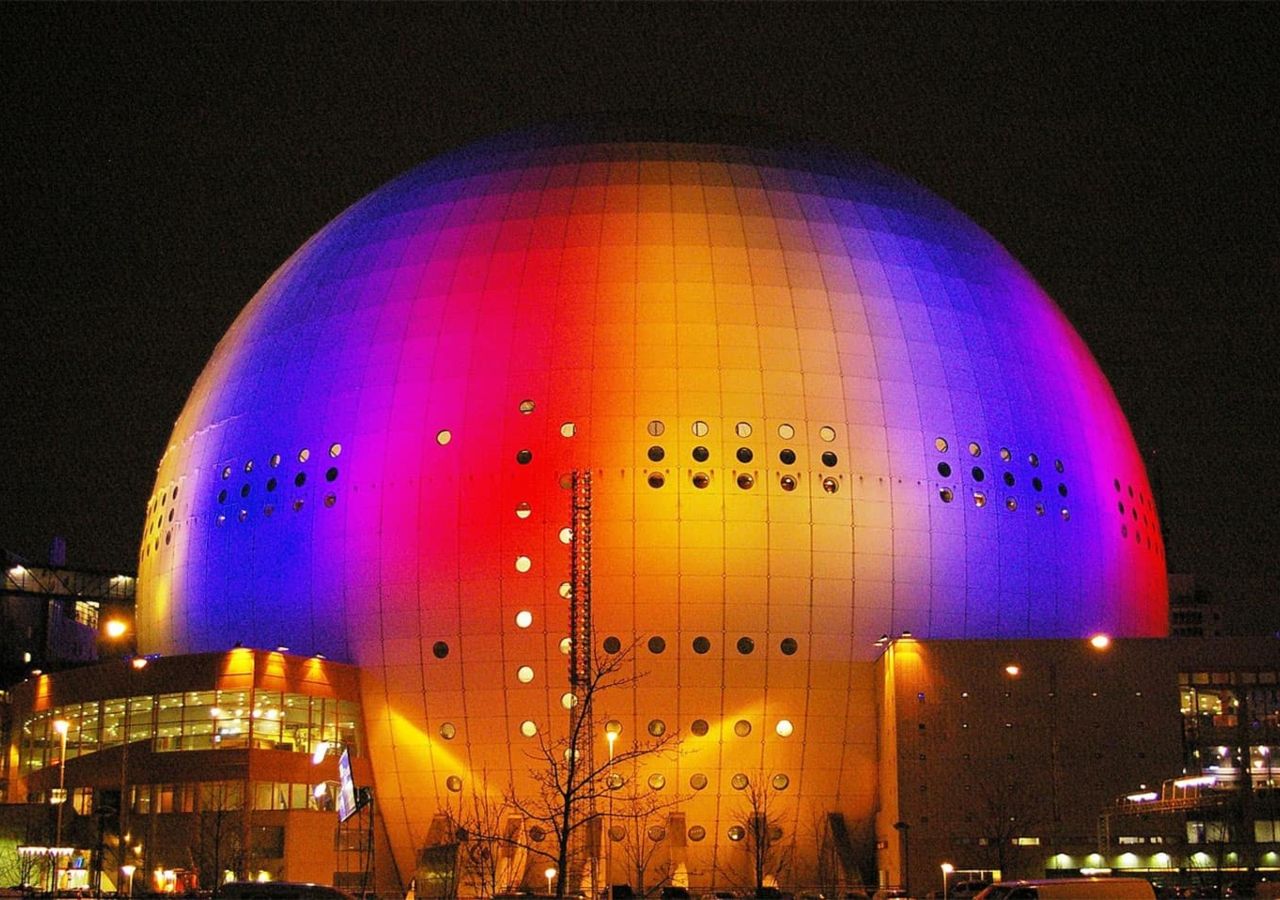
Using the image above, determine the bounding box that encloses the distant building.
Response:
[2,548,137,688]
[1169,574,1225,638]
[877,635,1280,894]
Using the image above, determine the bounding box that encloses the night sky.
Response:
[3,6,1276,628]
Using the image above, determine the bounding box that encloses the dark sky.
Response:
[3,6,1276,626]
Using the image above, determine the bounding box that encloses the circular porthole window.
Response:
[690,774,708,791]
[692,420,709,437]
[440,722,456,740]
[648,719,666,737]
[329,443,342,458]
[446,776,463,793]
[1028,453,1040,467]
[515,610,533,629]
[692,445,710,463]
[326,467,338,482]
[692,636,711,654]
[736,447,753,463]
[560,422,576,438]
[244,460,254,474]
[822,477,839,494]
[559,527,573,544]
[939,487,955,503]
[608,825,626,841]
[737,473,755,490]
[559,637,572,655]
[1006,498,1018,511]
[938,462,952,477]
[299,449,311,463]
[692,472,710,489]
[519,400,535,415]
[603,636,621,654]
[648,636,666,654]
[515,556,532,573]
[779,448,796,465]
[968,442,981,457]
[772,774,790,790]
[516,449,533,465]
[1055,459,1065,473]
[648,472,665,489]
[1058,483,1069,497]
[648,445,665,462]
[819,425,836,442]
[221,466,232,480]
[1003,471,1015,487]
[647,420,665,437]
[935,437,949,453]
[733,720,752,737]
[561,693,578,709]
[999,447,1012,462]
[647,825,667,841]
[607,773,624,791]
[731,773,750,790]
[728,825,746,842]
[778,423,796,439]
[971,467,985,482]
[688,825,707,842]
[436,430,451,446]
[974,492,987,508]
[323,493,337,508]
[1032,477,1043,492]
[775,719,794,737]
[559,582,572,599]
[516,502,532,519]
[779,474,797,492]
[516,666,535,684]
[294,472,306,487]
[269,453,281,468]
[691,719,709,736]
[737,636,755,655]
[780,637,798,655]
[647,774,666,791]
[821,451,838,467]
[735,421,752,438]
[520,720,537,737]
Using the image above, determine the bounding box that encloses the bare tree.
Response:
[191,782,246,896]
[437,784,519,899]
[610,779,687,895]
[972,779,1041,880]
[501,639,679,896]
[722,773,793,897]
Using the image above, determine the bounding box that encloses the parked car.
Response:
[973,878,1154,900]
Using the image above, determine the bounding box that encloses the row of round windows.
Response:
[935,436,1064,472]
[218,443,343,479]
[517,398,841,446]
[645,470,841,493]
[214,493,339,525]
[436,716,794,742]
[440,769,791,807]
[215,466,339,504]
[429,633,801,661]
[938,487,1070,518]
[936,461,1067,496]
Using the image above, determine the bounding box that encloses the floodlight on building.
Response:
[1004,664,1021,677]
[105,619,129,639]
[1173,775,1216,789]
[131,657,148,670]
[275,646,289,652]
[312,741,331,765]
[1125,791,1158,802]
[1089,633,1111,650]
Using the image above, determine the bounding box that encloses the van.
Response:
[973,878,1154,900]
[218,883,355,900]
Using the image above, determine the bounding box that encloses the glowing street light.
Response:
[52,719,71,893]
[105,619,129,639]
[941,862,954,900]
[606,726,619,900]
[544,867,557,897]
[1004,664,1021,677]
[120,865,136,898]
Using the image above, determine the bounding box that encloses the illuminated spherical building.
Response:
[137,123,1166,888]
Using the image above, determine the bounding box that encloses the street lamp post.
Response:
[606,728,617,900]
[53,719,71,895]
[121,865,136,899]
[545,867,557,897]
[941,862,954,900]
